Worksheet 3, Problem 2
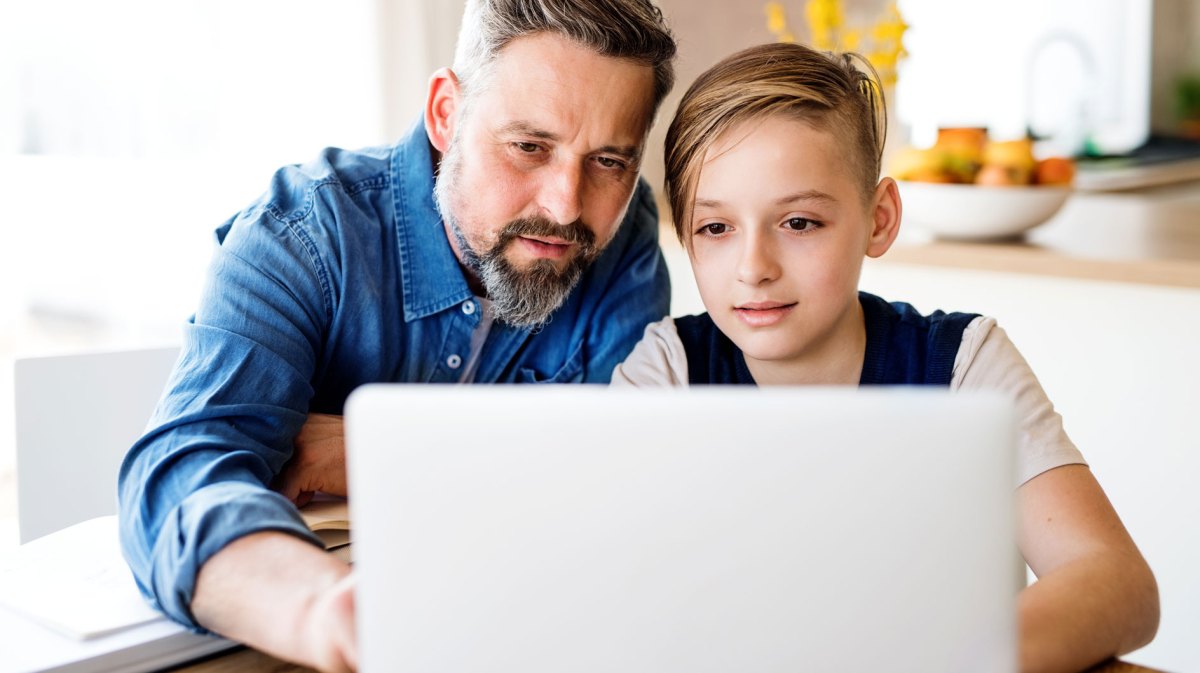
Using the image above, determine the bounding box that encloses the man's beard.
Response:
[435,139,601,329]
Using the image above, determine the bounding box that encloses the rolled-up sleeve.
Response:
[118,187,333,629]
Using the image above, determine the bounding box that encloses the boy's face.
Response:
[687,115,895,374]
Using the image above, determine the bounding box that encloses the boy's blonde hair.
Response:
[664,42,886,241]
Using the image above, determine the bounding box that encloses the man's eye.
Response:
[514,142,540,153]
[597,156,627,170]
[784,217,820,232]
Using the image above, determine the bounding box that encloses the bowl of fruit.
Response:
[891,129,1075,240]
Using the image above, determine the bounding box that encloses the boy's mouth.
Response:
[734,301,796,327]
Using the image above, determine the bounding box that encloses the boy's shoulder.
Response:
[860,291,979,327]
[859,292,981,386]
[610,317,690,388]
[673,312,758,385]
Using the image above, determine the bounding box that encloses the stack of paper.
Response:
[0,516,234,673]
[1,500,353,672]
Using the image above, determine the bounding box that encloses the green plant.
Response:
[1177,74,1200,121]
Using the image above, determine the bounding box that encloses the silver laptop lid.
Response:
[348,386,1017,673]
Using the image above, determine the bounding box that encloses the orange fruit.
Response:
[975,164,1029,186]
[1035,157,1075,186]
[982,139,1036,173]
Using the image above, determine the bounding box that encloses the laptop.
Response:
[346,386,1018,673]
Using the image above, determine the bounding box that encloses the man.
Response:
[117,1,676,670]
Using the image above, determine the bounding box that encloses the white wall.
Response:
[0,0,387,159]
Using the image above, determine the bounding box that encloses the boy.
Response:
[612,42,1158,673]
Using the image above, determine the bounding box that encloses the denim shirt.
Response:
[117,121,670,629]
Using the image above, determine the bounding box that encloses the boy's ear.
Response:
[424,67,462,154]
[865,177,902,258]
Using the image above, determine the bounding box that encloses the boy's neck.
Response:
[742,300,867,386]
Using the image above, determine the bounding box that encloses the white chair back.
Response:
[13,347,180,542]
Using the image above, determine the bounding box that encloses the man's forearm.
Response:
[1018,551,1159,673]
[192,531,356,672]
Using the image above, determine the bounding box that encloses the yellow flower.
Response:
[842,28,862,51]
[765,2,788,35]
[763,0,907,77]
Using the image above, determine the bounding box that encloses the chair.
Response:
[13,347,180,543]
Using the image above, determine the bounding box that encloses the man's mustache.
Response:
[493,217,597,256]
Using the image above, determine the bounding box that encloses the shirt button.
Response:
[446,354,463,369]
[462,301,476,315]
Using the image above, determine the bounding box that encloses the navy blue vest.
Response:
[675,292,979,386]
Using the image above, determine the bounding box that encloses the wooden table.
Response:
[174,645,1172,673]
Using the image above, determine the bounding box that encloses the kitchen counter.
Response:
[883,180,1200,289]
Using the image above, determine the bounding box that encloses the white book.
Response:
[0,516,163,639]
[0,516,234,673]
[0,503,351,672]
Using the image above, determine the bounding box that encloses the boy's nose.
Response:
[539,163,585,226]
[735,233,782,285]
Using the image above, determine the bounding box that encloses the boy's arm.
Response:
[1016,464,1159,673]
[951,321,1158,671]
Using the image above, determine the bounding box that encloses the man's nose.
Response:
[736,230,782,286]
[539,163,585,226]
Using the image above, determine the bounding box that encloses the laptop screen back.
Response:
[348,386,1017,673]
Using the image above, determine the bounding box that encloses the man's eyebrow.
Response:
[497,121,559,141]
[597,144,642,162]
[497,121,641,162]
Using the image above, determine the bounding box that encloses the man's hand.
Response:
[192,532,357,672]
[299,572,358,673]
[275,413,348,507]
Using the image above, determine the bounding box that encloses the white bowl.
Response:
[896,180,1072,240]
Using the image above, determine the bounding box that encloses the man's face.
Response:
[435,32,656,327]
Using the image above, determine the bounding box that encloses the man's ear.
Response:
[424,67,462,154]
[865,177,902,258]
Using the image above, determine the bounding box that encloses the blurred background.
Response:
[1,0,1197,665]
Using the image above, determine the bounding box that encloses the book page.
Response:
[299,496,351,532]
[0,515,164,640]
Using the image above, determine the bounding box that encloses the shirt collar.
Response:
[391,119,474,322]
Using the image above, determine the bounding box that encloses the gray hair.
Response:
[452,0,676,121]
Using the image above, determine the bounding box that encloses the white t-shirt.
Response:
[611,315,1086,486]
[457,297,495,384]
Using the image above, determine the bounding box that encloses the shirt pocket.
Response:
[517,341,584,383]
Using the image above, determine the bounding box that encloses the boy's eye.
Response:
[784,217,820,232]
[698,222,728,236]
